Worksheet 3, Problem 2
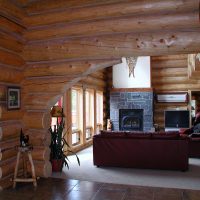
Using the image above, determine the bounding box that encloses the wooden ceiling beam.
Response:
[23,59,121,94]
[152,59,187,68]
[0,49,25,68]
[24,12,200,41]
[151,55,188,61]
[152,68,187,77]
[26,0,137,14]
[23,29,200,62]
[0,16,24,36]
[151,76,200,84]
[24,0,199,27]
[0,0,27,27]
[0,32,23,53]
[25,59,120,77]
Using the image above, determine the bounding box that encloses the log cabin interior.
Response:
[0,0,200,199]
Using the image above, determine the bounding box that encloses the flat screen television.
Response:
[164,110,190,128]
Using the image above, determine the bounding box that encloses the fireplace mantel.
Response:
[111,88,153,92]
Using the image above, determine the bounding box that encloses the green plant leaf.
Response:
[49,113,80,170]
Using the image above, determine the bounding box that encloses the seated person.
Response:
[183,112,200,137]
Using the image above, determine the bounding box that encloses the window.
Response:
[69,87,104,146]
[85,89,94,139]
[96,91,103,134]
[72,130,81,146]
[71,88,83,144]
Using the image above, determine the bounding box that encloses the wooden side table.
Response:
[13,146,37,188]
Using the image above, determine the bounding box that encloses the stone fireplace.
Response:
[110,91,153,131]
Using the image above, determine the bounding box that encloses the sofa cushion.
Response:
[151,131,179,139]
[99,130,126,137]
[125,132,151,139]
[179,128,192,135]
[189,133,200,138]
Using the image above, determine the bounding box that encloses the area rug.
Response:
[52,146,200,190]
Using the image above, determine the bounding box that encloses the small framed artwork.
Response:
[7,87,21,110]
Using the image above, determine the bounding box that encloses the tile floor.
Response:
[0,178,200,200]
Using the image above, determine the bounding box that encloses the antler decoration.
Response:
[196,53,200,62]
[126,57,138,77]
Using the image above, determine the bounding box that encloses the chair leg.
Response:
[27,152,37,187]
[13,151,21,188]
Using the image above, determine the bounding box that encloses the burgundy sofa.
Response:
[93,131,189,171]
[189,138,200,157]
[179,128,200,158]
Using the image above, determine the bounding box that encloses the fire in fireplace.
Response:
[119,109,143,131]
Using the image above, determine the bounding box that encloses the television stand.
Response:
[165,128,180,132]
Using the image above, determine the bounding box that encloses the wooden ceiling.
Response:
[5,0,200,63]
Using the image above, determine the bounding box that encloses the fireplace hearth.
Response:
[119,109,143,131]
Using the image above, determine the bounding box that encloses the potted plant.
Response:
[49,106,80,172]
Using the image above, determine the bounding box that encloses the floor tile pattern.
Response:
[0,178,200,200]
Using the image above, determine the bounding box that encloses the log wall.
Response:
[151,55,200,128]
[0,0,25,190]
[1,0,200,190]
[22,55,120,183]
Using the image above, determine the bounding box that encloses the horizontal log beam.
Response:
[0,0,26,24]
[89,71,106,80]
[26,0,133,14]
[27,129,51,147]
[0,106,2,119]
[0,157,22,179]
[0,173,19,190]
[0,121,22,141]
[153,83,200,91]
[151,54,188,61]
[152,76,200,84]
[0,138,19,152]
[0,107,23,121]
[23,29,200,62]
[23,59,120,97]
[80,76,107,88]
[0,16,24,36]
[26,0,199,15]
[152,68,188,77]
[0,49,25,68]
[32,146,50,161]
[0,66,24,84]
[0,85,6,101]
[27,160,52,178]
[25,59,113,77]
[25,62,91,77]
[25,12,200,41]
[23,81,71,94]
[23,93,61,110]
[23,111,51,129]
[0,148,17,161]
[152,59,187,69]
[0,32,23,53]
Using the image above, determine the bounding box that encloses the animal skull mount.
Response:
[126,57,138,77]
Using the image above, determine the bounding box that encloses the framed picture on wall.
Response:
[7,87,21,110]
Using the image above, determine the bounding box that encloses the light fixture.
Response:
[50,105,64,117]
